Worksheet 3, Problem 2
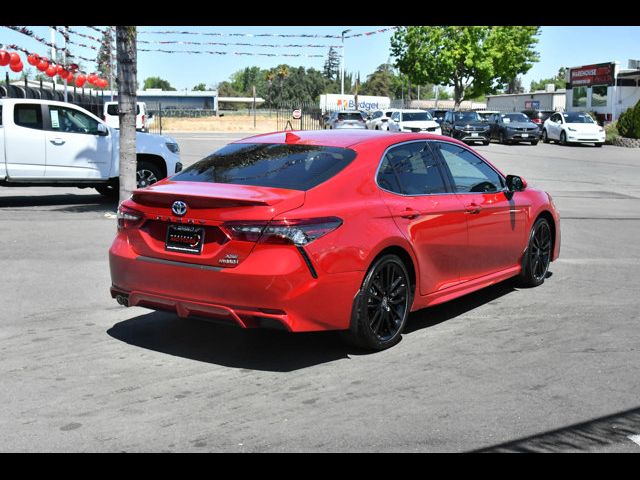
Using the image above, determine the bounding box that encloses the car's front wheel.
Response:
[137,161,162,189]
[517,217,552,288]
[560,130,568,146]
[347,254,412,351]
[542,129,550,143]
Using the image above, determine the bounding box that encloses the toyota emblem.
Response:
[171,200,188,216]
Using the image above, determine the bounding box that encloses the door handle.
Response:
[465,203,481,214]
[50,139,66,145]
[398,207,420,219]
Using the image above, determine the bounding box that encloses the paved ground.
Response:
[1,133,639,452]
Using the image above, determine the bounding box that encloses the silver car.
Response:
[324,110,367,129]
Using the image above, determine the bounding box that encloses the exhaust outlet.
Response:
[116,295,129,307]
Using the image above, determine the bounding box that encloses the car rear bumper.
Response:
[109,236,363,332]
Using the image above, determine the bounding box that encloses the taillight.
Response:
[222,217,342,247]
[117,204,143,231]
[533,118,542,124]
[141,114,145,126]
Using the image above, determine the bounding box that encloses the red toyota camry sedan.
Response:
[109,130,560,350]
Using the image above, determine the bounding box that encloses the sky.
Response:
[2,26,640,93]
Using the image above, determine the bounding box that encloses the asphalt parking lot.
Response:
[1,132,639,452]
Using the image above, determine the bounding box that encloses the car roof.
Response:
[234,129,460,149]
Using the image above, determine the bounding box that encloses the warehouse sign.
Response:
[570,63,615,87]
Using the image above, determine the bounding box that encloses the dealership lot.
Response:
[1,133,639,452]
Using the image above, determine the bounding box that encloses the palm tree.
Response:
[276,65,289,106]
[116,26,137,202]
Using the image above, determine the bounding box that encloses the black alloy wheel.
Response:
[542,129,550,143]
[517,218,552,288]
[560,131,568,146]
[136,160,162,189]
[348,254,412,350]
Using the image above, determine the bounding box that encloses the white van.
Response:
[103,101,150,132]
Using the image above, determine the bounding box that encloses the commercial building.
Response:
[486,87,566,112]
[565,61,640,122]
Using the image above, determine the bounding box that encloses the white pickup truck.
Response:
[0,99,182,196]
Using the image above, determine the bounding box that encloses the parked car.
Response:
[387,109,441,134]
[324,110,366,129]
[109,130,561,351]
[0,99,182,196]
[366,109,397,130]
[522,109,555,130]
[542,111,605,147]
[488,112,542,145]
[441,110,491,145]
[427,109,449,124]
[104,101,150,132]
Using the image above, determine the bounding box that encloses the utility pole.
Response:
[340,29,351,95]
[116,26,138,203]
[62,26,68,102]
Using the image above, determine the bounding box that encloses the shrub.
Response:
[605,121,619,144]
[617,99,640,139]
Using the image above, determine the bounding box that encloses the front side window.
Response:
[14,104,43,130]
[591,85,608,107]
[48,106,101,135]
[377,142,448,195]
[572,86,587,107]
[436,142,504,193]
[173,143,356,191]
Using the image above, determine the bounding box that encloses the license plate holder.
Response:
[522,133,529,138]
[471,132,479,137]
[165,224,205,254]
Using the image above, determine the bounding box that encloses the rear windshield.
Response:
[172,143,357,191]
[402,112,433,121]
[338,112,363,121]
[106,104,140,115]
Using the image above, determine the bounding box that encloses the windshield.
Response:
[502,113,530,123]
[402,112,433,121]
[172,143,357,191]
[563,112,595,123]
[454,111,481,122]
[337,112,363,121]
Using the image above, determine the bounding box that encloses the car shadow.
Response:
[107,277,526,372]
[0,192,117,213]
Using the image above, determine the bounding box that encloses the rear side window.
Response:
[14,104,43,129]
[106,104,140,115]
[338,112,363,121]
[377,142,448,195]
[173,143,357,191]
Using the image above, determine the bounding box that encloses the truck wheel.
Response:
[137,161,162,189]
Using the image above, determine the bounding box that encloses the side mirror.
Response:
[97,123,109,136]
[506,174,527,192]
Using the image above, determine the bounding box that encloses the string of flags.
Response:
[137,26,398,39]
[137,48,326,58]
[137,39,342,49]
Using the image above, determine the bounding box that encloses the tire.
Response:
[560,131,568,146]
[482,141,490,146]
[499,132,509,145]
[517,217,553,288]
[595,142,603,147]
[530,140,539,146]
[346,254,412,351]
[137,160,162,189]
[542,129,550,143]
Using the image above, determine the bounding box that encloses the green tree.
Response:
[143,76,176,91]
[506,76,524,94]
[192,83,207,91]
[530,67,567,92]
[323,47,340,81]
[360,64,394,97]
[391,26,540,107]
[96,28,113,82]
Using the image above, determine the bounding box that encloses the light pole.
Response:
[340,29,351,96]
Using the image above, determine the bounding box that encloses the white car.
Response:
[542,111,605,147]
[104,101,150,132]
[387,109,441,134]
[366,109,397,130]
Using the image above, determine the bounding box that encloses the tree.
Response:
[506,76,524,94]
[96,28,113,85]
[192,83,207,91]
[116,26,137,202]
[391,26,540,107]
[323,47,340,81]
[143,76,176,91]
[530,67,567,92]
[360,64,394,97]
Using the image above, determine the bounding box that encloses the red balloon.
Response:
[10,62,24,73]
[46,65,57,77]
[88,74,97,84]
[0,50,10,66]
[67,73,74,84]
[37,58,49,72]
[56,65,65,75]
[9,52,21,66]
[27,53,40,66]
[60,69,69,80]
[75,74,86,87]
